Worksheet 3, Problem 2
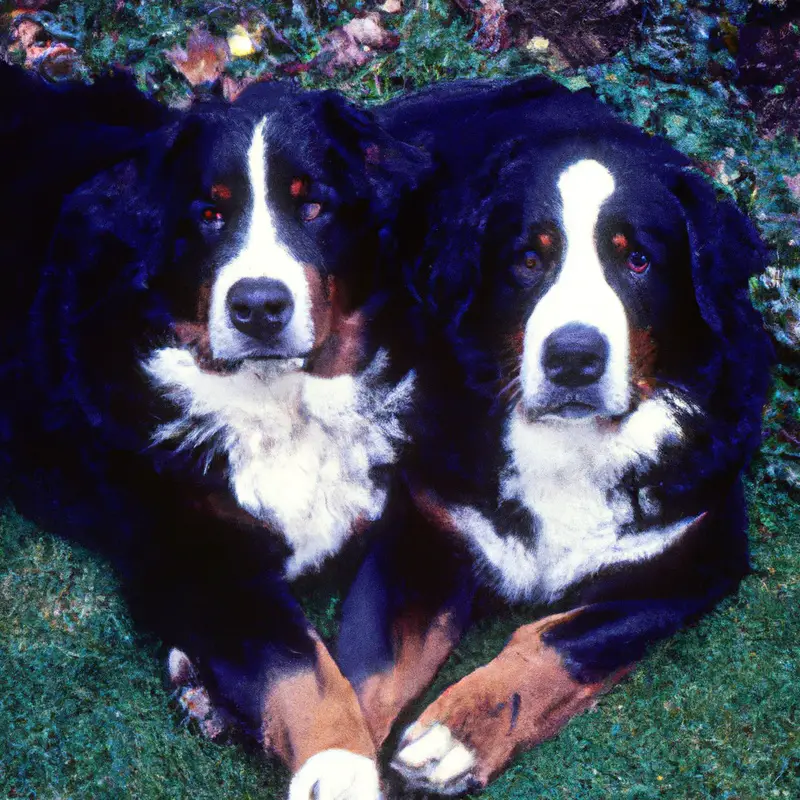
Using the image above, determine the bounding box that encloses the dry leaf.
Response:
[227,24,256,58]
[380,0,403,13]
[307,12,399,78]
[453,0,512,53]
[38,44,82,80]
[10,17,82,79]
[221,74,261,103]
[166,29,230,87]
[10,18,44,53]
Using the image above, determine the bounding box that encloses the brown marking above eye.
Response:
[290,177,309,198]
[211,183,232,202]
[537,232,554,251]
[612,232,629,252]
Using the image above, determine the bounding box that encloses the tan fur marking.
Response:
[412,610,631,788]
[305,271,366,378]
[413,489,460,536]
[211,183,232,201]
[629,327,658,398]
[359,608,463,746]
[262,634,376,771]
[173,282,238,375]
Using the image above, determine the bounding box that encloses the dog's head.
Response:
[415,127,768,425]
[402,93,772,501]
[135,83,428,373]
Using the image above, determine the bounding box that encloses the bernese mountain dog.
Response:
[336,77,773,795]
[0,64,426,799]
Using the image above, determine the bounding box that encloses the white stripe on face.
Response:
[520,159,630,417]
[209,117,314,361]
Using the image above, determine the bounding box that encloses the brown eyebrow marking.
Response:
[290,177,308,198]
[537,232,554,251]
[612,232,629,252]
[211,183,232,201]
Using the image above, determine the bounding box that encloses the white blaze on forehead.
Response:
[558,159,615,245]
[520,158,631,416]
[208,116,313,361]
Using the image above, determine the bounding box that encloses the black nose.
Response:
[226,277,294,342]
[542,323,609,388]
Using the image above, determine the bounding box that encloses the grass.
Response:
[1,480,797,799]
[1,0,799,798]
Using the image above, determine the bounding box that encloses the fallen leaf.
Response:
[10,17,83,80]
[10,18,44,53]
[227,24,256,58]
[38,44,82,81]
[307,12,399,77]
[166,29,230,87]
[221,74,261,103]
[453,0,512,53]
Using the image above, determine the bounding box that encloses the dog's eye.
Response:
[199,205,225,230]
[299,202,322,222]
[523,250,542,270]
[611,232,649,274]
[512,250,545,286]
[627,251,650,273]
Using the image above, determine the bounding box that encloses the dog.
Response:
[0,63,427,799]
[335,77,773,795]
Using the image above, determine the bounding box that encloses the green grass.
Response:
[1,482,797,799]
[1,0,799,797]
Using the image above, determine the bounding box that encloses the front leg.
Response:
[264,633,381,800]
[391,610,628,795]
[168,634,380,800]
[337,498,475,747]
[136,511,381,800]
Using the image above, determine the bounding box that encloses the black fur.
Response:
[339,77,773,756]
[0,65,427,737]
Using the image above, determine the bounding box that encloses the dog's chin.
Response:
[519,393,632,424]
[195,346,312,376]
[521,401,599,424]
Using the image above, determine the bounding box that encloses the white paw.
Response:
[391,722,477,796]
[288,749,382,800]
[167,648,227,740]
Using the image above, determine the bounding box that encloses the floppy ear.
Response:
[668,166,773,452]
[320,91,432,205]
[411,136,527,330]
[670,168,768,338]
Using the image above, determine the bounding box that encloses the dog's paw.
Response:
[167,648,228,740]
[391,722,477,796]
[288,750,382,800]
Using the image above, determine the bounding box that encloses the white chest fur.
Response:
[145,348,414,578]
[450,393,701,603]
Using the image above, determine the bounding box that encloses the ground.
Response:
[0,1,798,798]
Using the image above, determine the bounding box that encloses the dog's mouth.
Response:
[171,318,362,380]
[528,401,598,421]
[522,400,600,422]
[520,392,637,424]
[171,320,314,375]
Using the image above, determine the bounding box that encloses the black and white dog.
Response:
[0,63,426,799]
[336,78,773,795]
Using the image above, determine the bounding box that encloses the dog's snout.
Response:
[542,323,609,388]
[227,277,294,342]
